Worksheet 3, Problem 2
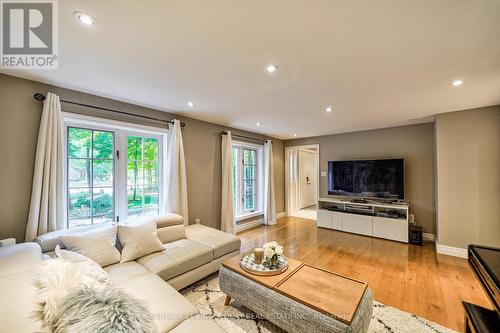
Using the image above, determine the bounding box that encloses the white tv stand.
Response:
[317,198,409,243]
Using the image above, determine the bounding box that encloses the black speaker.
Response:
[409,225,423,246]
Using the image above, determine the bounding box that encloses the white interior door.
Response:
[298,149,318,209]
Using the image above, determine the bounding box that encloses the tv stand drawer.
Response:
[373,217,408,242]
[342,214,372,236]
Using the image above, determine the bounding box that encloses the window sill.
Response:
[235,211,263,222]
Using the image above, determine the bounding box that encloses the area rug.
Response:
[181,273,458,333]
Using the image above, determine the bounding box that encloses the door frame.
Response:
[285,144,320,217]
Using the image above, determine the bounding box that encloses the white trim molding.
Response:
[436,243,468,259]
[423,233,436,242]
[276,211,286,220]
[235,218,263,233]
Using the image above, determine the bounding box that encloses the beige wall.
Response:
[0,74,284,242]
[435,106,500,249]
[285,123,436,234]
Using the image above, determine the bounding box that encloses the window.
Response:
[64,115,164,228]
[67,127,114,227]
[127,136,160,219]
[232,142,263,220]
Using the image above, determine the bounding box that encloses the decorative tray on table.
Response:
[239,251,289,276]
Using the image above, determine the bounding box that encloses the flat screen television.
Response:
[328,159,404,199]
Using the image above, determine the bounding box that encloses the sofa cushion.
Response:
[0,242,42,277]
[116,272,199,332]
[151,213,184,228]
[34,222,116,253]
[185,224,241,259]
[137,239,213,281]
[169,317,226,333]
[104,261,151,285]
[0,270,43,332]
[60,225,121,267]
[158,224,186,244]
[118,220,165,263]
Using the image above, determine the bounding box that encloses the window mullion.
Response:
[90,129,94,225]
[241,147,245,214]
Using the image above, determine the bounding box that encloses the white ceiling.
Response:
[3,0,500,139]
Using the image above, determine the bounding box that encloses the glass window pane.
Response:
[68,159,90,188]
[128,161,143,185]
[93,160,113,187]
[128,186,143,217]
[92,188,114,221]
[68,128,91,158]
[143,189,159,216]
[243,149,256,165]
[243,180,255,196]
[244,195,255,210]
[68,188,91,221]
[93,131,113,159]
[144,138,158,160]
[127,136,143,161]
[243,165,255,180]
[232,147,238,165]
[144,161,158,186]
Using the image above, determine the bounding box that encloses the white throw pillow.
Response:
[55,245,111,284]
[118,220,165,263]
[60,225,121,267]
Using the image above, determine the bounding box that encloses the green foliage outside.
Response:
[68,128,159,221]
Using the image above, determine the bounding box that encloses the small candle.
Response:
[254,248,264,264]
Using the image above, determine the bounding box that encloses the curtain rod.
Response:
[221,130,272,144]
[33,93,185,127]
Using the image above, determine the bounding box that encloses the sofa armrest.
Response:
[0,242,42,277]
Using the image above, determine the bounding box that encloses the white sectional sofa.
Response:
[0,213,240,332]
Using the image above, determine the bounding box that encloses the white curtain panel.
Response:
[263,140,277,225]
[164,119,189,225]
[221,131,235,234]
[25,92,64,241]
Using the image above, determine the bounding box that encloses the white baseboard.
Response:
[235,218,263,233]
[276,211,286,220]
[422,233,435,241]
[436,243,468,259]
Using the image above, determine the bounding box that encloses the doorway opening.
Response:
[285,145,319,221]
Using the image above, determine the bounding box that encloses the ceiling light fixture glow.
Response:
[187,101,194,107]
[74,12,97,26]
[256,122,261,126]
[325,106,333,113]
[266,64,278,73]
[452,79,464,86]
[294,134,297,137]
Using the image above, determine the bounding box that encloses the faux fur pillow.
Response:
[60,225,121,267]
[118,220,165,263]
[33,258,109,329]
[52,285,156,333]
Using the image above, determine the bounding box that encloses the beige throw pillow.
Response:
[118,220,165,263]
[60,225,121,267]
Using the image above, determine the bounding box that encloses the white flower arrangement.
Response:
[262,241,284,267]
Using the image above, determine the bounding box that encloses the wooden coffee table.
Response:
[220,255,373,333]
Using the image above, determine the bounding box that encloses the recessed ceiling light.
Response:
[452,79,464,86]
[325,106,333,113]
[74,12,97,26]
[187,101,194,107]
[266,64,278,73]
[294,134,297,137]
[256,122,261,126]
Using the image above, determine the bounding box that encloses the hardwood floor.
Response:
[237,216,491,332]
